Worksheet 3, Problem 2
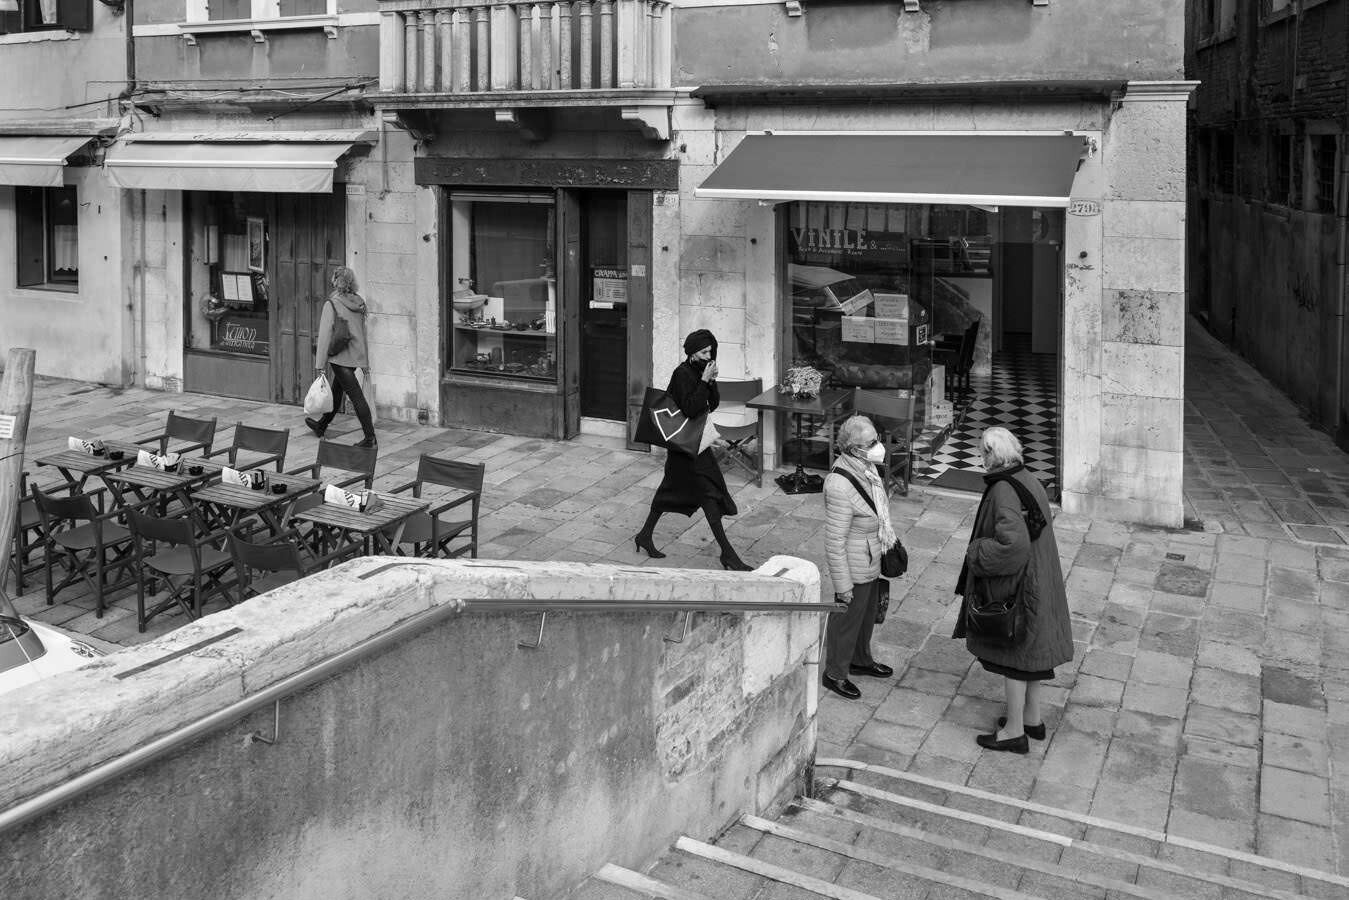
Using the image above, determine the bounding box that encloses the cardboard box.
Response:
[928,364,946,405]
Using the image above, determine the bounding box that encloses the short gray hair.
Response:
[980,426,1024,472]
[836,415,876,454]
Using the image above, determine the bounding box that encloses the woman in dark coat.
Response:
[634,330,751,571]
[954,426,1073,754]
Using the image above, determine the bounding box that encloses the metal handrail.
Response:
[0,572,833,835]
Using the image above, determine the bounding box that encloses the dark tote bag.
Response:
[634,387,704,458]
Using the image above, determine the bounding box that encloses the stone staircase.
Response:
[562,759,1349,900]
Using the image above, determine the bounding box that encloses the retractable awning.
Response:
[695,133,1087,207]
[0,136,94,187]
[104,137,362,193]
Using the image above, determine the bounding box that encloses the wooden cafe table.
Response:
[288,491,430,558]
[745,386,852,493]
[32,438,142,492]
[190,470,321,536]
[101,455,224,518]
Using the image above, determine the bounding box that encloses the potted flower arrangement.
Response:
[782,365,823,400]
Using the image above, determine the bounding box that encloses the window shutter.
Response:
[56,0,90,30]
[16,187,46,288]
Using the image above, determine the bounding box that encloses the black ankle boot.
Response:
[720,551,751,571]
[634,533,665,559]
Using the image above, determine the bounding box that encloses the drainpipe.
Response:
[1336,126,1349,445]
[118,0,135,106]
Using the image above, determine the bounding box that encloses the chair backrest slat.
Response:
[850,388,914,428]
[30,485,97,525]
[231,423,289,465]
[316,440,378,481]
[166,411,218,446]
[229,533,304,574]
[127,509,195,546]
[716,377,763,405]
[416,456,485,493]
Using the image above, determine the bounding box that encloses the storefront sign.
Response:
[1068,199,1101,217]
[591,267,628,309]
[215,314,270,356]
[789,227,908,265]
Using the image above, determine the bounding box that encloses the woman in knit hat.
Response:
[634,329,751,570]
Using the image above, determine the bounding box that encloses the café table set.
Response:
[28,436,437,617]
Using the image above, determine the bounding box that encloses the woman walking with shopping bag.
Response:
[306,267,376,448]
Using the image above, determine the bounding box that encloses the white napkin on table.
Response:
[322,484,382,513]
[67,437,101,455]
[221,466,250,487]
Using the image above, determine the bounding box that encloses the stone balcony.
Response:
[376,0,674,140]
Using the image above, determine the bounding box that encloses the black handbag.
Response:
[327,300,354,357]
[833,467,908,577]
[634,386,704,458]
[964,567,1027,646]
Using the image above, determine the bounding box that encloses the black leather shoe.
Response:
[822,675,861,700]
[976,732,1030,754]
[304,418,325,438]
[849,662,894,678]
[720,551,752,571]
[997,717,1046,740]
[354,436,377,449]
[634,534,666,559]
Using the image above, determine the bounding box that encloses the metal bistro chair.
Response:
[848,388,916,496]
[386,455,485,559]
[207,423,290,472]
[712,378,764,487]
[127,509,236,632]
[30,483,136,617]
[136,410,218,457]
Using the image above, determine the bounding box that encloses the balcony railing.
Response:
[377,0,672,95]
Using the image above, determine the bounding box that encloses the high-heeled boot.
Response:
[634,533,666,559]
[720,550,752,571]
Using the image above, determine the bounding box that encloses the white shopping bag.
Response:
[304,373,333,417]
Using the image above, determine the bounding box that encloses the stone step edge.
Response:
[674,835,884,900]
[818,757,1349,890]
[799,794,1314,900]
[591,862,718,900]
[741,813,1052,900]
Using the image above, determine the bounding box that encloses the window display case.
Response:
[445,193,558,383]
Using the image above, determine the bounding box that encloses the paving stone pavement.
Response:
[6,313,1349,877]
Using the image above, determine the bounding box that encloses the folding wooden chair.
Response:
[849,388,916,496]
[208,423,290,472]
[136,410,218,457]
[386,455,485,559]
[127,509,235,632]
[30,483,136,617]
[712,378,764,487]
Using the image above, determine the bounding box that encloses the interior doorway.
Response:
[578,190,629,421]
[915,207,1064,498]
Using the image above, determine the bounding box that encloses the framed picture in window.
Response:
[247,217,265,270]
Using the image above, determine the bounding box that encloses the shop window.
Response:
[0,0,91,34]
[194,0,328,23]
[15,185,78,290]
[1308,134,1340,215]
[445,192,558,383]
[184,193,272,358]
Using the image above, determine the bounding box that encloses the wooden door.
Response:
[558,189,583,438]
[271,190,346,404]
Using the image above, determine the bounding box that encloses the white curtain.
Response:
[50,224,78,273]
[223,233,249,272]
[38,0,56,24]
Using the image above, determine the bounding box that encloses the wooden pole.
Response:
[0,347,35,618]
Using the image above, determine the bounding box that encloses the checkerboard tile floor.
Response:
[913,336,1060,497]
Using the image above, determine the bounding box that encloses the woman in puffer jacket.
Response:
[821,414,899,700]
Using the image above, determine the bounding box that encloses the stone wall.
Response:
[0,556,821,900]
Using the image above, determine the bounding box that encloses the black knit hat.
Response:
[683,329,717,358]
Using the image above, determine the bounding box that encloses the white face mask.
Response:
[857,442,885,464]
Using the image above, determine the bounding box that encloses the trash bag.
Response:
[303,373,333,417]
